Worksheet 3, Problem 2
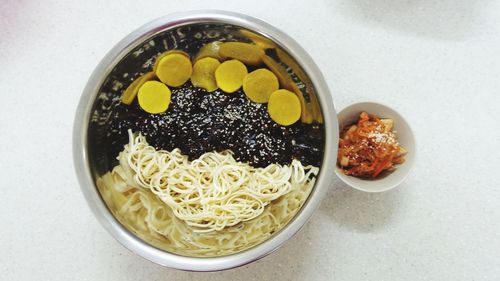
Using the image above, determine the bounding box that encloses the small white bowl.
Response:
[334,102,416,192]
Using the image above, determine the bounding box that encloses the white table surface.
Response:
[1,0,500,280]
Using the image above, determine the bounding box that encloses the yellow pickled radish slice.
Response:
[291,83,313,124]
[219,42,264,65]
[267,89,302,126]
[137,81,171,114]
[275,49,322,123]
[242,68,279,103]
[262,55,294,91]
[215,60,248,93]
[155,53,192,87]
[194,41,222,62]
[153,50,190,72]
[121,71,156,105]
[190,57,221,92]
[262,55,316,123]
[238,29,277,49]
[310,89,324,123]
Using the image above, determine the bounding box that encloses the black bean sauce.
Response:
[106,83,323,168]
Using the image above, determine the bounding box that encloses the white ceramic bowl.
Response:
[334,102,415,192]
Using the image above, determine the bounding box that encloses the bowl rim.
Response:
[73,9,338,271]
[334,101,416,193]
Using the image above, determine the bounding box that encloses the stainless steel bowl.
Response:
[73,10,338,271]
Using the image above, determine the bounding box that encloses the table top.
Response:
[1,0,499,280]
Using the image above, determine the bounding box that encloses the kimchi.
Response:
[338,112,407,178]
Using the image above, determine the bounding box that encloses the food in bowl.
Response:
[91,23,325,257]
[337,112,407,178]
